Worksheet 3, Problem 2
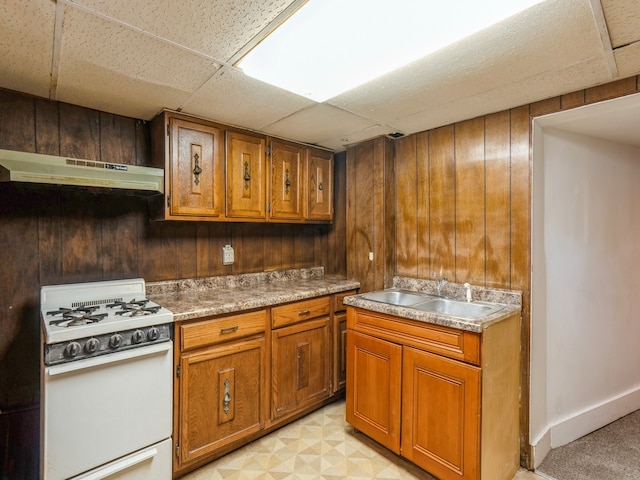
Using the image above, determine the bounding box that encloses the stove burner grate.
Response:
[47,306,108,327]
[107,299,161,317]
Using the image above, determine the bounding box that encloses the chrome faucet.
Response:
[433,272,448,296]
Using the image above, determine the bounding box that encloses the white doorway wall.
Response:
[530,94,640,467]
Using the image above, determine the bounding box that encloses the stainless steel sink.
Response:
[413,298,504,320]
[360,289,435,306]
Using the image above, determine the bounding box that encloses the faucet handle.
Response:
[463,282,472,302]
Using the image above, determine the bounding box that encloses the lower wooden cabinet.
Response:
[346,330,402,453]
[271,317,331,420]
[173,292,353,477]
[346,306,520,480]
[401,346,480,480]
[179,336,265,464]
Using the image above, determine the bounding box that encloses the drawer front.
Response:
[347,307,480,365]
[271,296,331,329]
[181,309,267,351]
[334,290,357,312]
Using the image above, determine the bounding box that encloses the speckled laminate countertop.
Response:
[146,267,360,322]
[343,276,522,333]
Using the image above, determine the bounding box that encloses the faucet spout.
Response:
[433,272,448,297]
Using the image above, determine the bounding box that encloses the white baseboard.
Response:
[530,386,640,467]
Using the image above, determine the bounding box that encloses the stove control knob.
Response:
[85,338,100,354]
[132,329,145,344]
[109,333,123,349]
[147,327,160,341]
[65,342,81,358]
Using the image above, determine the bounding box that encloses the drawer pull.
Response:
[220,326,239,334]
[298,309,311,316]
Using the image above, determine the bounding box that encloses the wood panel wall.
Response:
[347,75,640,467]
[0,88,346,480]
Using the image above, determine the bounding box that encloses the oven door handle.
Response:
[72,446,158,480]
[47,342,172,376]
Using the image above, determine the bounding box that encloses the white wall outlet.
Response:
[222,244,234,265]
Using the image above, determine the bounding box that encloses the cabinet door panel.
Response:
[226,131,266,219]
[271,317,331,419]
[179,337,264,464]
[346,330,402,453]
[306,148,333,220]
[270,139,303,221]
[401,346,480,480]
[170,118,224,217]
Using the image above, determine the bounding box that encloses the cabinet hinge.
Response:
[167,124,170,136]
[167,196,171,208]
[175,443,180,458]
[267,202,271,213]
[176,364,181,377]
[266,145,271,156]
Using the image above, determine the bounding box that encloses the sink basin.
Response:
[360,289,435,306]
[413,298,504,320]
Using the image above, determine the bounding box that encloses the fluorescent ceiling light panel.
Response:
[238,0,544,102]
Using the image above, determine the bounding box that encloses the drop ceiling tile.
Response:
[317,124,402,152]
[392,55,614,135]
[261,104,374,147]
[179,67,315,131]
[330,0,603,126]
[0,0,55,98]
[70,0,297,62]
[55,5,219,119]
[601,0,640,48]
[614,42,640,78]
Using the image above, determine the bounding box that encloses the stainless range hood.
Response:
[0,148,164,193]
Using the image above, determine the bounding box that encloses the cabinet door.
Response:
[346,330,402,454]
[226,131,266,219]
[401,346,481,480]
[179,337,265,465]
[170,118,224,218]
[333,311,347,393]
[306,148,333,221]
[271,317,331,419]
[269,139,304,221]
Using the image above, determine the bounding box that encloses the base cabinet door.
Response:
[179,337,265,464]
[345,330,402,454]
[401,346,481,480]
[271,317,331,419]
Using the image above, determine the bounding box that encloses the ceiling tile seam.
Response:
[613,39,640,50]
[49,0,66,100]
[174,65,232,114]
[59,0,229,67]
[588,0,618,78]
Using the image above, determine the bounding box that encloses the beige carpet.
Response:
[536,409,640,480]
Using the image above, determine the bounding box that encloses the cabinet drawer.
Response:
[347,307,480,365]
[334,290,357,312]
[271,297,331,329]
[181,309,267,351]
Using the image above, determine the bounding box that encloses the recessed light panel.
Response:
[237,0,544,102]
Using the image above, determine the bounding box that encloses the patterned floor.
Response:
[180,398,543,480]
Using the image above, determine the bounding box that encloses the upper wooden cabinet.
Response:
[226,130,267,220]
[269,139,304,222]
[306,147,333,221]
[151,110,333,224]
[151,112,225,221]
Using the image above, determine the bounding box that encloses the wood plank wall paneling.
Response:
[0,88,346,480]
[428,126,456,279]
[454,117,486,285]
[395,135,418,278]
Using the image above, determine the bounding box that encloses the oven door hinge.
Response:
[176,364,181,378]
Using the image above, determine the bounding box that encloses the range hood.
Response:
[0,148,164,193]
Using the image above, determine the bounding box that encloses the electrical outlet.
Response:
[222,244,234,265]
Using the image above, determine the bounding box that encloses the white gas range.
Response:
[40,278,174,480]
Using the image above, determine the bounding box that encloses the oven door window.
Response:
[42,342,172,480]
